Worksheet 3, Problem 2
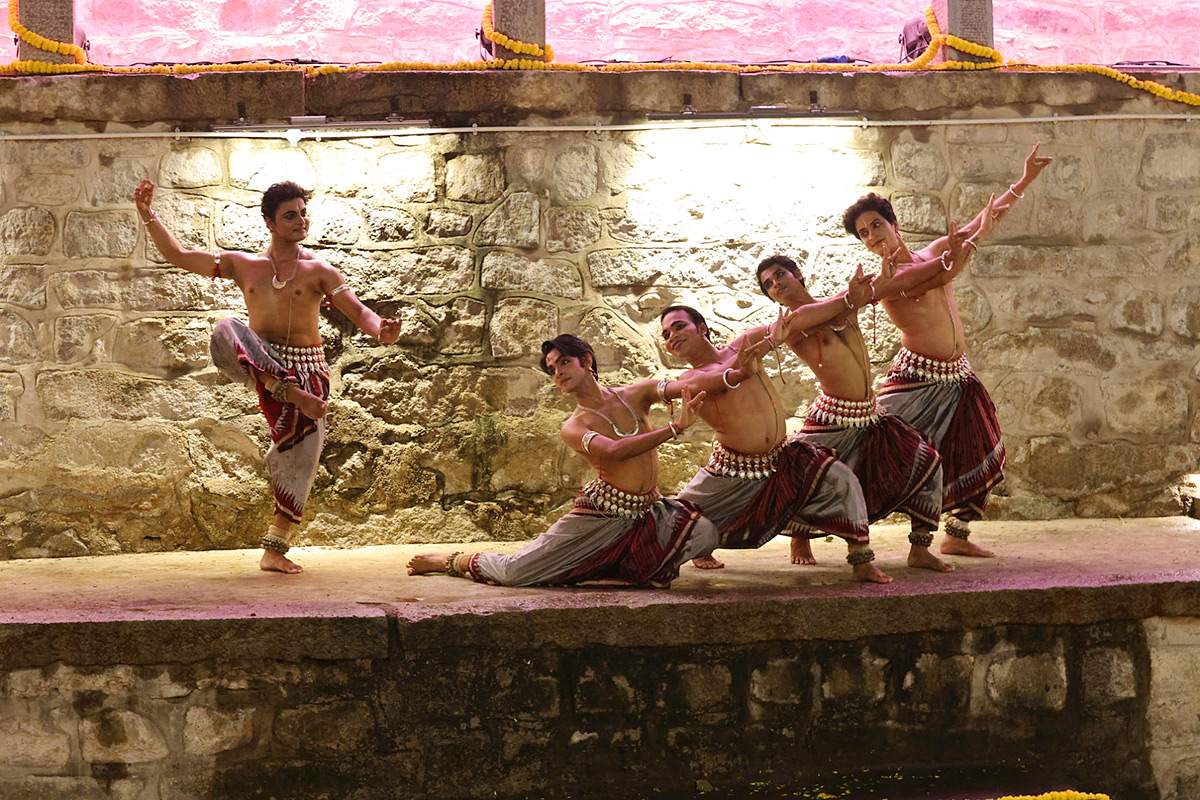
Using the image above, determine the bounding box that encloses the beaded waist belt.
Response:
[268,342,328,371]
[576,478,662,519]
[891,347,971,384]
[706,440,783,480]
[808,392,882,428]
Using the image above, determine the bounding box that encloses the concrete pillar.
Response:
[16,0,76,64]
[932,0,993,64]
[490,0,547,62]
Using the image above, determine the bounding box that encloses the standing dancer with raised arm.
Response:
[842,144,1053,556]
[134,179,401,573]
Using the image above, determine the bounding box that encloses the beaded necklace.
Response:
[578,390,641,438]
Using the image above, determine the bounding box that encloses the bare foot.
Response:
[407,552,453,575]
[940,536,995,557]
[907,546,955,572]
[284,384,328,420]
[790,537,817,565]
[852,562,893,583]
[692,555,725,570]
[260,549,303,574]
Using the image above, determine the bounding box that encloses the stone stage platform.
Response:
[1,518,1198,800]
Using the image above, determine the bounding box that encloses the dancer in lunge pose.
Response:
[407,334,719,587]
[133,179,401,574]
[755,219,970,572]
[661,302,891,583]
[842,143,1052,557]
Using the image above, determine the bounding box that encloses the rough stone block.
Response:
[377,148,436,203]
[0,777,107,800]
[1082,647,1137,712]
[992,375,1082,435]
[1152,195,1200,234]
[992,282,1103,324]
[891,194,946,237]
[665,663,733,712]
[0,207,56,256]
[1094,143,1142,190]
[184,706,255,755]
[553,144,599,202]
[490,298,559,359]
[973,244,1151,278]
[227,141,317,194]
[50,269,211,313]
[64,211,139,259]
[891,140,948,191]
[902,652,973,714]
[820,649,888,706]
[274,701,374,756]
[507,144,546,187]
[81,709,170,763]
[309,198,361,246]
[1113,289,1163,337]
[90,160,148,206]
[1041,153,1091,200]
[1027,436,1195,496]
[476,192,540,249]
[53,313,118,364]
[0,265,46,309]
[1144,617,1200,648]
[425,209,472,238]
[1102,379,1188,436]
[36,370,211,421]
[215,202,270,252]
[1082,194,1146,243]
[546,207,601,253]
[159,146,223,188]
[0,311,40,364]
[0,372,23,422]
[113,317,212,373]
[985,650,1067,711]
[482,250,582,298]
[368,207,418,242]
[949,144,1030,183]
[574,666,644,715]
[0,717,71,768]
[975,328,1119,375]
[1138,133,1200,191]
[1168,286,1200,341]
[16,172,79,206]
[1035,197,1081,238]
[146,191,214,256]
[446,153,505,203]
[308,141,384,197]
[749,658,806,705]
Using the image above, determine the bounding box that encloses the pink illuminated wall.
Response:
[4,1,1199,69]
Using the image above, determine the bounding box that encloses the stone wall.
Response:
[4,612,1200,798]
[6,0,1191,69]
[2,71,1200,558]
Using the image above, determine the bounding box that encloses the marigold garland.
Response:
[2,0,1199,111]
[481,2,553,62]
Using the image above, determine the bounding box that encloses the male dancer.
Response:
[407,334,718,587]
[133,179,401,573]
[842,143,1053,555]
[662,293,893,583]
[755,220,972,572]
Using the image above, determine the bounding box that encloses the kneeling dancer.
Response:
[407,334,718,587]
[660,305,888,583]
[134,179,402,573]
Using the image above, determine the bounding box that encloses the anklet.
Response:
[446,551,465,577]
[908,530,934,548]
[945,516,971,539]
[846,548,875,566]
[261,525,291,554]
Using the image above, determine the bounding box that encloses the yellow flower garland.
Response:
[480,2,553,62]
[2,0,1199,109]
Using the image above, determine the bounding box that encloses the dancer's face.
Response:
[660,310,708,361]
[267,198,310,242]
[543,348,591,393]
[758,264,806,309]
[853,210,899,256]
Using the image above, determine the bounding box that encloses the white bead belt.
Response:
[577,479,662,519]
[892,347,971,383]
[808,393,882,428]
[706,440,782,480]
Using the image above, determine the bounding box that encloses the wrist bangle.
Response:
[941,250,952,271]
[843,293,854,309]
[668,421,680,437]
[964,240,978,254]
[1009,183,1025,199]
[722,367,740,389]
[141,211,158,225]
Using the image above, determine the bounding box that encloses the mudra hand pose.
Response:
[134,178,401,574]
